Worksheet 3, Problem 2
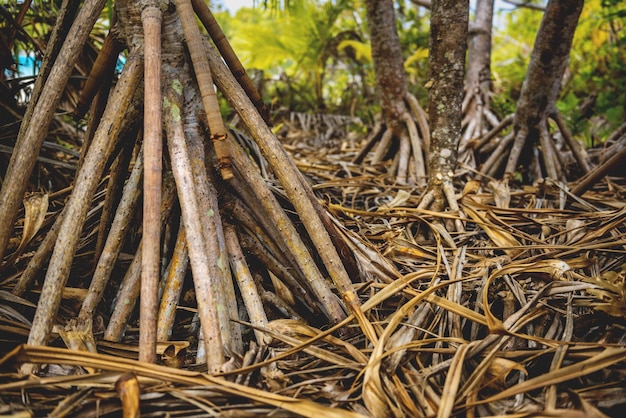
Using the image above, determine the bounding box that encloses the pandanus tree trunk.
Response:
[416,0,468,233]
[4,0,373,374]
[478,0,590,182]
[458,0,498,168]
[357,0,429,186]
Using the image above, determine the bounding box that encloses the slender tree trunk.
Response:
[363,0,428,184]
[364,0,408,134]
[505,0,584,175]
[466,0,493,99]
[459,0,495,168]
[425,0,469,204]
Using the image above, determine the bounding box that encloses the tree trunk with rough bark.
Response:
[478,0,589,182]
[459,0,496,168]
[364,0,407,133]
[359,0,429,185]
[418,0,468,226]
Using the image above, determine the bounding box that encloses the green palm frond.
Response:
[337,39,371,63]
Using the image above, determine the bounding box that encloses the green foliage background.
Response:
[3,0,624,143]
[216,0,625,143]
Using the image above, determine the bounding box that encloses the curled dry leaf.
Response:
[13,193,49,260]
[482,357,527,390]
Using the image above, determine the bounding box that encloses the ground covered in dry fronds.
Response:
[1,114,625,417]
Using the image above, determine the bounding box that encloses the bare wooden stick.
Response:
[405,92,430,155]
[104,243,143,342]
[77,54,117,173]
[371,129,394,164]
[77,146,144,326]
[163,77,225,372]
[352,120,384,164]
[190,0,271,125]
[12,207,63,296]
[140,3,163,365]
[74,29,124,119]
[475,113,514,151]
[551,111,591,174]
[225,177,320,292]
[94,138,135,265]
[225,224,269,346]
[156,221,189,342]
[572,133,626,196]
[103,178,176,342]
[402,112,426,186]
[396,132,411,184]
[0,0,108,264]
[185,106,242,355]
[225,192,293,271]
[23,54,143,372]
[173,0,233,180]
[238,233,313,309]
[483,131,515,178]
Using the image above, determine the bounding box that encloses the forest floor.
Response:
[0,113,625,417]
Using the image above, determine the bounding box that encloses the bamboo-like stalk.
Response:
[163,77,224,372]
[77,146,144,326]
[262,289,302,320]
[103,176,176,342]
[224,224,269,346]
[156,222,189,342]
[352,120,384,164]
[173,0,233,180]
[225,176,322,292]
[405,93,430,154]
[140,3,163,364]
[207,40,377,341]
[104,243,143,342]
[371,129,393,164]
[22,54,143,372]
[227,135,346,324]
[396,132,411,184]
[572,138,626,196]
[0,0,108,264]
[483,131,515,178]
[94,139,136,265]
[185,108,242,355]
[190,0,270,125]
[226,174,317,289]
[6,0,32,49]
[402,112,426,187]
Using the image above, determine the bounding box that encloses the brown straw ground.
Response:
[0,116,625,417]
